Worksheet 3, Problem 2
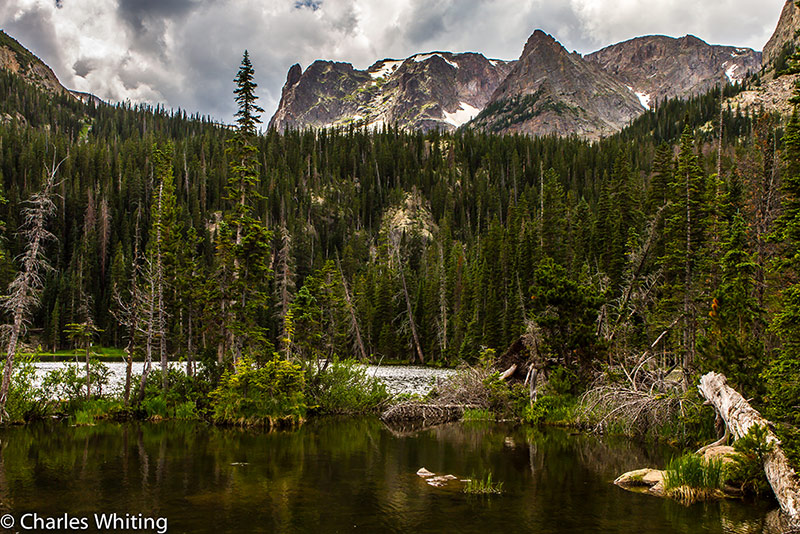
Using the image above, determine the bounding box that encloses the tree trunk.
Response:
[698,372,800,525]
[85,343,91,399]
[0,314,23,414]
[124,342,133,406]
[337,258,367,362]
[682,167,695,392]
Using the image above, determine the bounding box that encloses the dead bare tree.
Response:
[604,207,665,346]
[111,207,143,405]
[0,158,62,421]
[137,254,165,403]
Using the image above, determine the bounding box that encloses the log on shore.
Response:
[698,371,800,524]
[380,403,478,425]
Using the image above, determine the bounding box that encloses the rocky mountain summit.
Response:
[586,34,761,106]
[468,30,645,140]
[268,52,513,132]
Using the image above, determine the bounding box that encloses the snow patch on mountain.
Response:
[412,53,458,69]
[725,63,741,82]
[443,102,480,127]
[370,60,403,80]
[635,91,651,110]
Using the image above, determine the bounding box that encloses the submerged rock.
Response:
[416,468,460,487]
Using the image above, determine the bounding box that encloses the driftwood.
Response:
[698,372,800,525]
[380,403,479,426]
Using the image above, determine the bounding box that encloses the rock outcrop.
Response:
[726,73,799,117]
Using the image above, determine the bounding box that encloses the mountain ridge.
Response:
[270,27,765,139]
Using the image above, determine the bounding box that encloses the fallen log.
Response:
[698,371,800,525]
[500,364,518,381]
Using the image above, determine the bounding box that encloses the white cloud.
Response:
[0,0,788,124]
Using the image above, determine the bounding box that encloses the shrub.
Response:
[1,354,47,422]
[73,410,94,426]
[726,425,773,496]
[132,367,210,421]
[209,356,306,426]
[306,359,389,414]
[483,374,531,420]
[524,394,575,425]
[141,394,170,419]
[173,401,198,420]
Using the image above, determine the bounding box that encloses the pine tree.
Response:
[216,51,272,365]
[233,50,264,136]
[658,127,709,387]
[765,90,800,425]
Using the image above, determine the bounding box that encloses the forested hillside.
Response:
[2,49,800,437]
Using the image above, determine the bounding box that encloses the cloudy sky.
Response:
[0,0,787,124]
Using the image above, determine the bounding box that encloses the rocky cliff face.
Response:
[0,30,70,97]
[469,30,645,140]
[762,0,800,75]
[269,52,513,132]
[586,35,761,107]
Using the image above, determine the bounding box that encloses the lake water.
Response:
[0,419,779,533]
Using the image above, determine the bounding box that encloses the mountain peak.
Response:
[521,30,561,56]
[471,29,644,140]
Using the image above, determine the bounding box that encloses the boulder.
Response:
[614,468,664,488]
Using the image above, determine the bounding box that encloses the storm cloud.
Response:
[0,0,787,124]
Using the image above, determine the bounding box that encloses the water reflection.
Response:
[0,419,780,533]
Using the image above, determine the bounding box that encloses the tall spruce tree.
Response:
[659,126,709,388]
[216,51,272,365]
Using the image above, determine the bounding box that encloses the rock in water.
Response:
[416,467,435,477]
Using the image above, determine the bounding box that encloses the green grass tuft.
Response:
[663,453,723,504]
[463,472,504,495]
[462,408,493,421]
